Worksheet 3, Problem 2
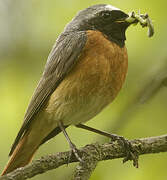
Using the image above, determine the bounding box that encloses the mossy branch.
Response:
[0,134,167,180]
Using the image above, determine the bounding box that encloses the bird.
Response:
[1,4,151,175]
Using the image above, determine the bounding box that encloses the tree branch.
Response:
[72,145,99,180]
[0,134,167,180]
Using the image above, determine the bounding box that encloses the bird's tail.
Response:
[1,131,39,176]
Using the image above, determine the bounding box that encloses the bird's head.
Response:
[64,4,154,47]
[65,4,133,47]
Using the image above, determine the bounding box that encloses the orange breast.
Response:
[46,30,128,125]
[73,30,128,100]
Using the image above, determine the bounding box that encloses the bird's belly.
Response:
[45,30,128,126]
[61,94,111,125]
[45,86,115,126]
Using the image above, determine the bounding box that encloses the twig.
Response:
[1,134,167,180]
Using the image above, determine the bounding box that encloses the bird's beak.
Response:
[124,13,138,24]
[115,15,138,25]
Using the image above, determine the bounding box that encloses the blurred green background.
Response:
[0,0,167,179]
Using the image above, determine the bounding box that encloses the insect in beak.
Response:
[125,11,154,37]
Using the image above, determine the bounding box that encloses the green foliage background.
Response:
[0,0,166,179]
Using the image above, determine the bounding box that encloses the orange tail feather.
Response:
[1,132,38,175]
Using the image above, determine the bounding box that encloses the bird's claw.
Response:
[68,142,83,164]
[121,139,139,168]
[110,135,139,168]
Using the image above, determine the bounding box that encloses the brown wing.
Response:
[9,31,87,155]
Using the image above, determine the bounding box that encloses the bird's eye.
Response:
[101,12,111,19]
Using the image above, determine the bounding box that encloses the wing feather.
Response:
[9,31,87,155]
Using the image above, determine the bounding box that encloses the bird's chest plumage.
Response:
[46,30,128,125]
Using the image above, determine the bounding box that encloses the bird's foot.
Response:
[68,142,83,164]
[75,124,139,167]
[110,134,139,168]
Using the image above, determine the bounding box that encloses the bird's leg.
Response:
[75,123,139,168]
[58,121,82,163]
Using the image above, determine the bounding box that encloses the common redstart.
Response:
[1,4,154,175]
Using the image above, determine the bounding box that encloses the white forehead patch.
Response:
[105,5,120,11]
